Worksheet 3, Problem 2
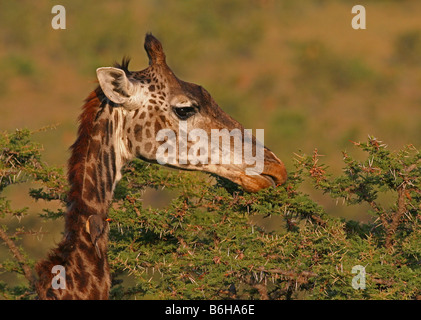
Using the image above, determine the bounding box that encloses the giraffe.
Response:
[35,33,287,299]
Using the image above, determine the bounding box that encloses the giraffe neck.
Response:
[68,93,131,222]
[35,88,133,299]
[65,89,132,253]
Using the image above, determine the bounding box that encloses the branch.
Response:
[385,184,407,248]
[372,183,408,249]
[0,228,36,287]
[257,267,318,283]
[252,283,269,300]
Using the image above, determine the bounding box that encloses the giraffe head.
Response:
[96,33,286,192]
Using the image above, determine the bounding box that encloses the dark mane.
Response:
[66,87,105,227]
[36,87,108,299]
[113,56,131,75]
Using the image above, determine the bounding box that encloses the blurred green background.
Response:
[1,0,420,287]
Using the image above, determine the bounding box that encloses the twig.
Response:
[0,228,36,287]
[385,184,407,248]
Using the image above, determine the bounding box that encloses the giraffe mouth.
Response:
[236,149,287,192]
[261,174,276,187]
[260,149,288,187]
[237,165,287,193]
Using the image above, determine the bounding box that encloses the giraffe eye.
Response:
[172,106,197,120]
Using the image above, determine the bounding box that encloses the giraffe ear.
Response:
[96,67,134,105]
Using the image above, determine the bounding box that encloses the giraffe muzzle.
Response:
[236,149,287,193]
[262,149,288,185]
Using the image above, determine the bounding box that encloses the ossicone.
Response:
[144,33,166,65]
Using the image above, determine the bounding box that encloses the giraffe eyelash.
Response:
[172,105,198,120]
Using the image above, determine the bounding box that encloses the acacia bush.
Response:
[0,129,420,299]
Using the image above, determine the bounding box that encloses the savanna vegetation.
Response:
[0,1,420,299]
[1,129,420,299]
